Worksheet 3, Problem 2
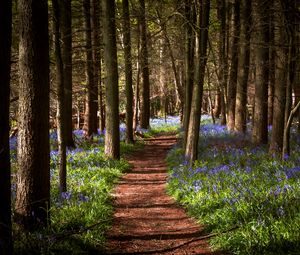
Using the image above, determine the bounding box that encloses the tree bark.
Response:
[217,0,227,126]
[234,0,250,133]
[0,0,12,253]
[53,0,67,193]
[139,0,150,129]
[15,0,50,229]
[252,0,269,144]
[183,0,195,150]
[227,0,239,131]
[269,0,288,154]
[122,0,134,143]
[102,0,120,159]
[185,0,210,163]
[91,0,104,133]
[60,0,74,147]
[83,0,98,138]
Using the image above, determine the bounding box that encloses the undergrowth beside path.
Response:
[167,123,300,255]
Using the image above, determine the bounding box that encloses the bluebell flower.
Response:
[61,191,72,200]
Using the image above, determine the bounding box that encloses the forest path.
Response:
[104,134,222,255]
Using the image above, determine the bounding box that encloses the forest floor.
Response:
[104,134,224,255]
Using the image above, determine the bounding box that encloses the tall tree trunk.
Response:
[133,21,141,132]
[53,0,67,193]
[269,0,288,154]
[122,0,134,143]
[227,0,239,131]
[252,0,269,144]
[0,0,12,253]
[83,0,98,137]
[183,0,195,150]
[268,8,275,126]
[234,0,250,133]
[92,0,105,133]
[60,0,74,147]
[185,0,210,163]
[139,0,150,129]
[15,0,50,229]
[102,0,120,159]
[217,0,227,125]
[91,0,103,133]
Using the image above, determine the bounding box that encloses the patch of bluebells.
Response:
[167,122,300,253]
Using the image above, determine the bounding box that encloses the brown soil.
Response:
[105,135,224,255]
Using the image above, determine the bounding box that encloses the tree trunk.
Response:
[227,0,239,131]
[185,0,210,163]
[83,0,98,138]
[0,0,12,252]
[183,0,195,150]
[269,0,288,154]
[139,0,150,129]
[15,0,50,229]
[252,0,269,144]
[60,0,74,147]
[122,0,134,143]
[53,0,67,193]
[234,0,250,133]
[217,0,227,126]
[102,0,120,159]
[268,8,275,126]
[91,0,104,133]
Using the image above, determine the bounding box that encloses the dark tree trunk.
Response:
[53,0,67,193]
[217,0,227,126]
[60,0,74,147]
[227,0,239,131]
[269,0,288,154]
[0,0,12,253]
[83,0,98,137]
[268,7,275,126]
[252,0,269,144]
[139,0,150,129]
[234,0,251,133]
[183,0,195,150]
[122,0,134,143]
[91,0,103,133]
[102,0,120,159]
[185,0,210,163]
[15,0,50,229]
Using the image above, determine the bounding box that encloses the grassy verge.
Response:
[167,123,300,255]
[12,132,141,254]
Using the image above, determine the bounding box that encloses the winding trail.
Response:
[105,135,222,254]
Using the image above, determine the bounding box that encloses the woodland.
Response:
[1,0,300,254]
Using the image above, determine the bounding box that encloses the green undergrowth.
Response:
[13,141,141,254]
[167,124,300,255]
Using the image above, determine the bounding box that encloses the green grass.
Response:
[167,124,300,255]
[13,140,138,254]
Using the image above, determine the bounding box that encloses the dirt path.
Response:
[105,135,222,255]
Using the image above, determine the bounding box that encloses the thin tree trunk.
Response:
[234,0,250,133]
[217,0,227,126]
[102,0,120,159]
[15,0,50,229]
[0,0,12,252]
[183,0,195,150]
[185,0,210,163]
[122,0,134,143]
[53,0,67,193]
[252,0,269,144]
[139,0,150,129]
[60,0,74,147]
[83,0,98,138]
[227,0,239,131]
